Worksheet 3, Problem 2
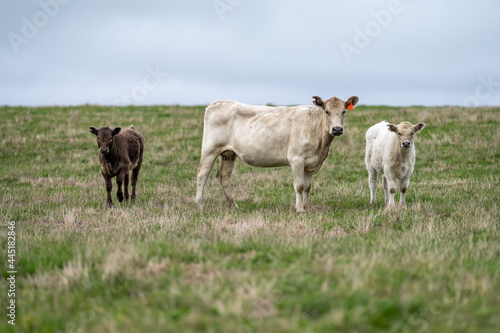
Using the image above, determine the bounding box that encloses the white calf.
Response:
[365,121,426,209]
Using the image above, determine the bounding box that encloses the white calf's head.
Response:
[312,95,359,136]
[387,121,426,149]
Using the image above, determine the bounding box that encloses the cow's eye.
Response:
[342,110,346,116]
[325,110,331,116]
[397,133,401,136]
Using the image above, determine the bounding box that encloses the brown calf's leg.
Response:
[124,172,130,202]
[103,174,113,207]
[131,161,142,203]
[116,169,127,202]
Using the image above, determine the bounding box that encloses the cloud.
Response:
[0,0,499,106]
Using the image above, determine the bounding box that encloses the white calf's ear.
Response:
[387,124,398,133]
[414,122,426,132]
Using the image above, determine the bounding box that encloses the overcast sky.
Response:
[1,0,499,107]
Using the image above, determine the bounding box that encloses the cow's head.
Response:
[387,121,426,149]
[312,95,359,136]
[89,126,121,154]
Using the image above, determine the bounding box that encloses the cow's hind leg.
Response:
[196,149,219,208]
[216,151,238,208]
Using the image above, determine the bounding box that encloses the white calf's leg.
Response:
[368,168,377,205]
[382,175,389,206]
[385,175,398,209]
[399,177,410,208]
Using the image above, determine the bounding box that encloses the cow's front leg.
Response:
[303,171,313,211]
[290,160,305,212]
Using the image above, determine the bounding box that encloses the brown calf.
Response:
[89,125,144,207]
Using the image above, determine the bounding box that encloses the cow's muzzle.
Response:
[401,141,411,148]
[331,126,344,136]
[100,148,109,154]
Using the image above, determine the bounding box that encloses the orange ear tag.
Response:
[347,103,354,110]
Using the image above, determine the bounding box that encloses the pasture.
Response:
[0,104,499,332]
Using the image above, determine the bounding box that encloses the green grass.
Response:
[0,104,499,332]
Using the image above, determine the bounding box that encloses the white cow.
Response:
[196,95,359,212]
[365,121,426,209]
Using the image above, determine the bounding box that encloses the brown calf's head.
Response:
[89,127,121,154]
[387,121,426,149]
[313,95,359,136]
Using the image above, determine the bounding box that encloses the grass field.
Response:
[1,103,499,332]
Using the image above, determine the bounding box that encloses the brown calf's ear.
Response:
[312,96,324,108]
[89,127,98,136]
[112,127,121,136]
[345,96,359,110]
[414,122,426,132]
[387,124,398,133]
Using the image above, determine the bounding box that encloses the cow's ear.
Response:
[112,127,121,136]
[89,127,98,136]
[312,96,324,108]
[414,122,426,132]
[387,124,398,133]
[345,96,359,110]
